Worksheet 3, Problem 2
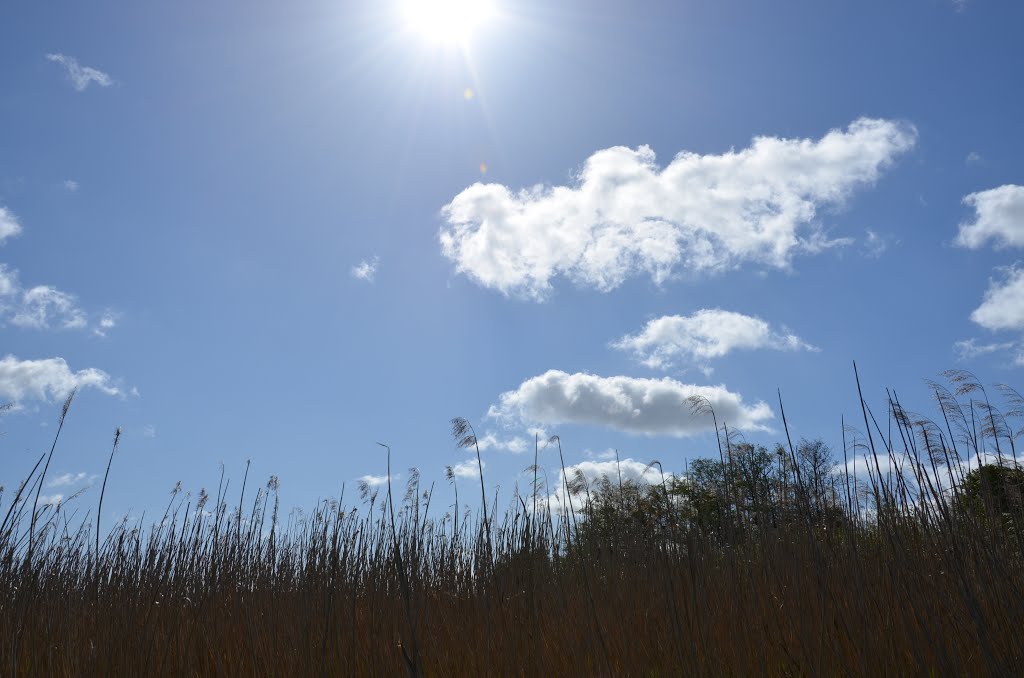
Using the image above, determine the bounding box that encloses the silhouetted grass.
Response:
[2,368,1024,675]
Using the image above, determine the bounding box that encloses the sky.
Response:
[2,0,1024,520]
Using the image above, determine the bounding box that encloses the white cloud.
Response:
[612,309,817,370]
[357,473,393,487]
[350,256,380,282]
[45,53,113,91]
[0,265,111,334]
[475,432,530,454]
[37,493,64,507]
[63,180,80,192]
[93,311,118,337]
[487,370,772,436]
[47,472,95,488]
[546,457,671,511]
[953,338,1016,360]
[568,457,665,488]
[450,458,484,479]
[0,354,122,405]
[440,118,916,299]
[0,207,22,244]
[955,185,1024,250]
[970,266,1024,332]
[142,424,157,439]
[10,285,87,330]
[965,152,983,166]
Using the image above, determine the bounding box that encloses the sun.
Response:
[401,0,497,45]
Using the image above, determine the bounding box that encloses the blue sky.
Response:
[2,0,1024,518]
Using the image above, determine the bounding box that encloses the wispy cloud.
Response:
[0,354,123,406]
[63,179,80,192]
[954,338,1016,361]
[965,151,983,166]
[440,118,916,300]
[350,256,380,282]
[475,432,530,454]
[1,210,116,336]
[0,207,22,244]
[45,53,113,91]
[47,472,96,488]
[612,309,817,371]
[862,229,896,258]
[9,285,87,330]
[488,370,772,437]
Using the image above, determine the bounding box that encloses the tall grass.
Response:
[2,369,1024,675]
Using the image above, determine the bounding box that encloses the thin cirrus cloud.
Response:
[612,309,817,370]
[487,370,773,437]
[45,53,113,91]
[440,118,917,300]
[0,354,123,406]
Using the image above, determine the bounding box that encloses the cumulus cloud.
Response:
[565,457,665,488]
[0,207,22,244]
[350,256,380,282]
[955,185,1024,250]
[487,370,772,436]
[0,354,122,405]
[440,118,916,299]
[970,266,1024,332]
[612,309,816,370]
[545,457,671,511]
[45,53,113,91]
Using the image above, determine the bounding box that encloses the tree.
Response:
[795,437,839,518]
[959,463,1024,530]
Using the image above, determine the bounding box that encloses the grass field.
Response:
[3,369,1024,675]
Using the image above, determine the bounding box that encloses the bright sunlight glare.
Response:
[401,0,497,45]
